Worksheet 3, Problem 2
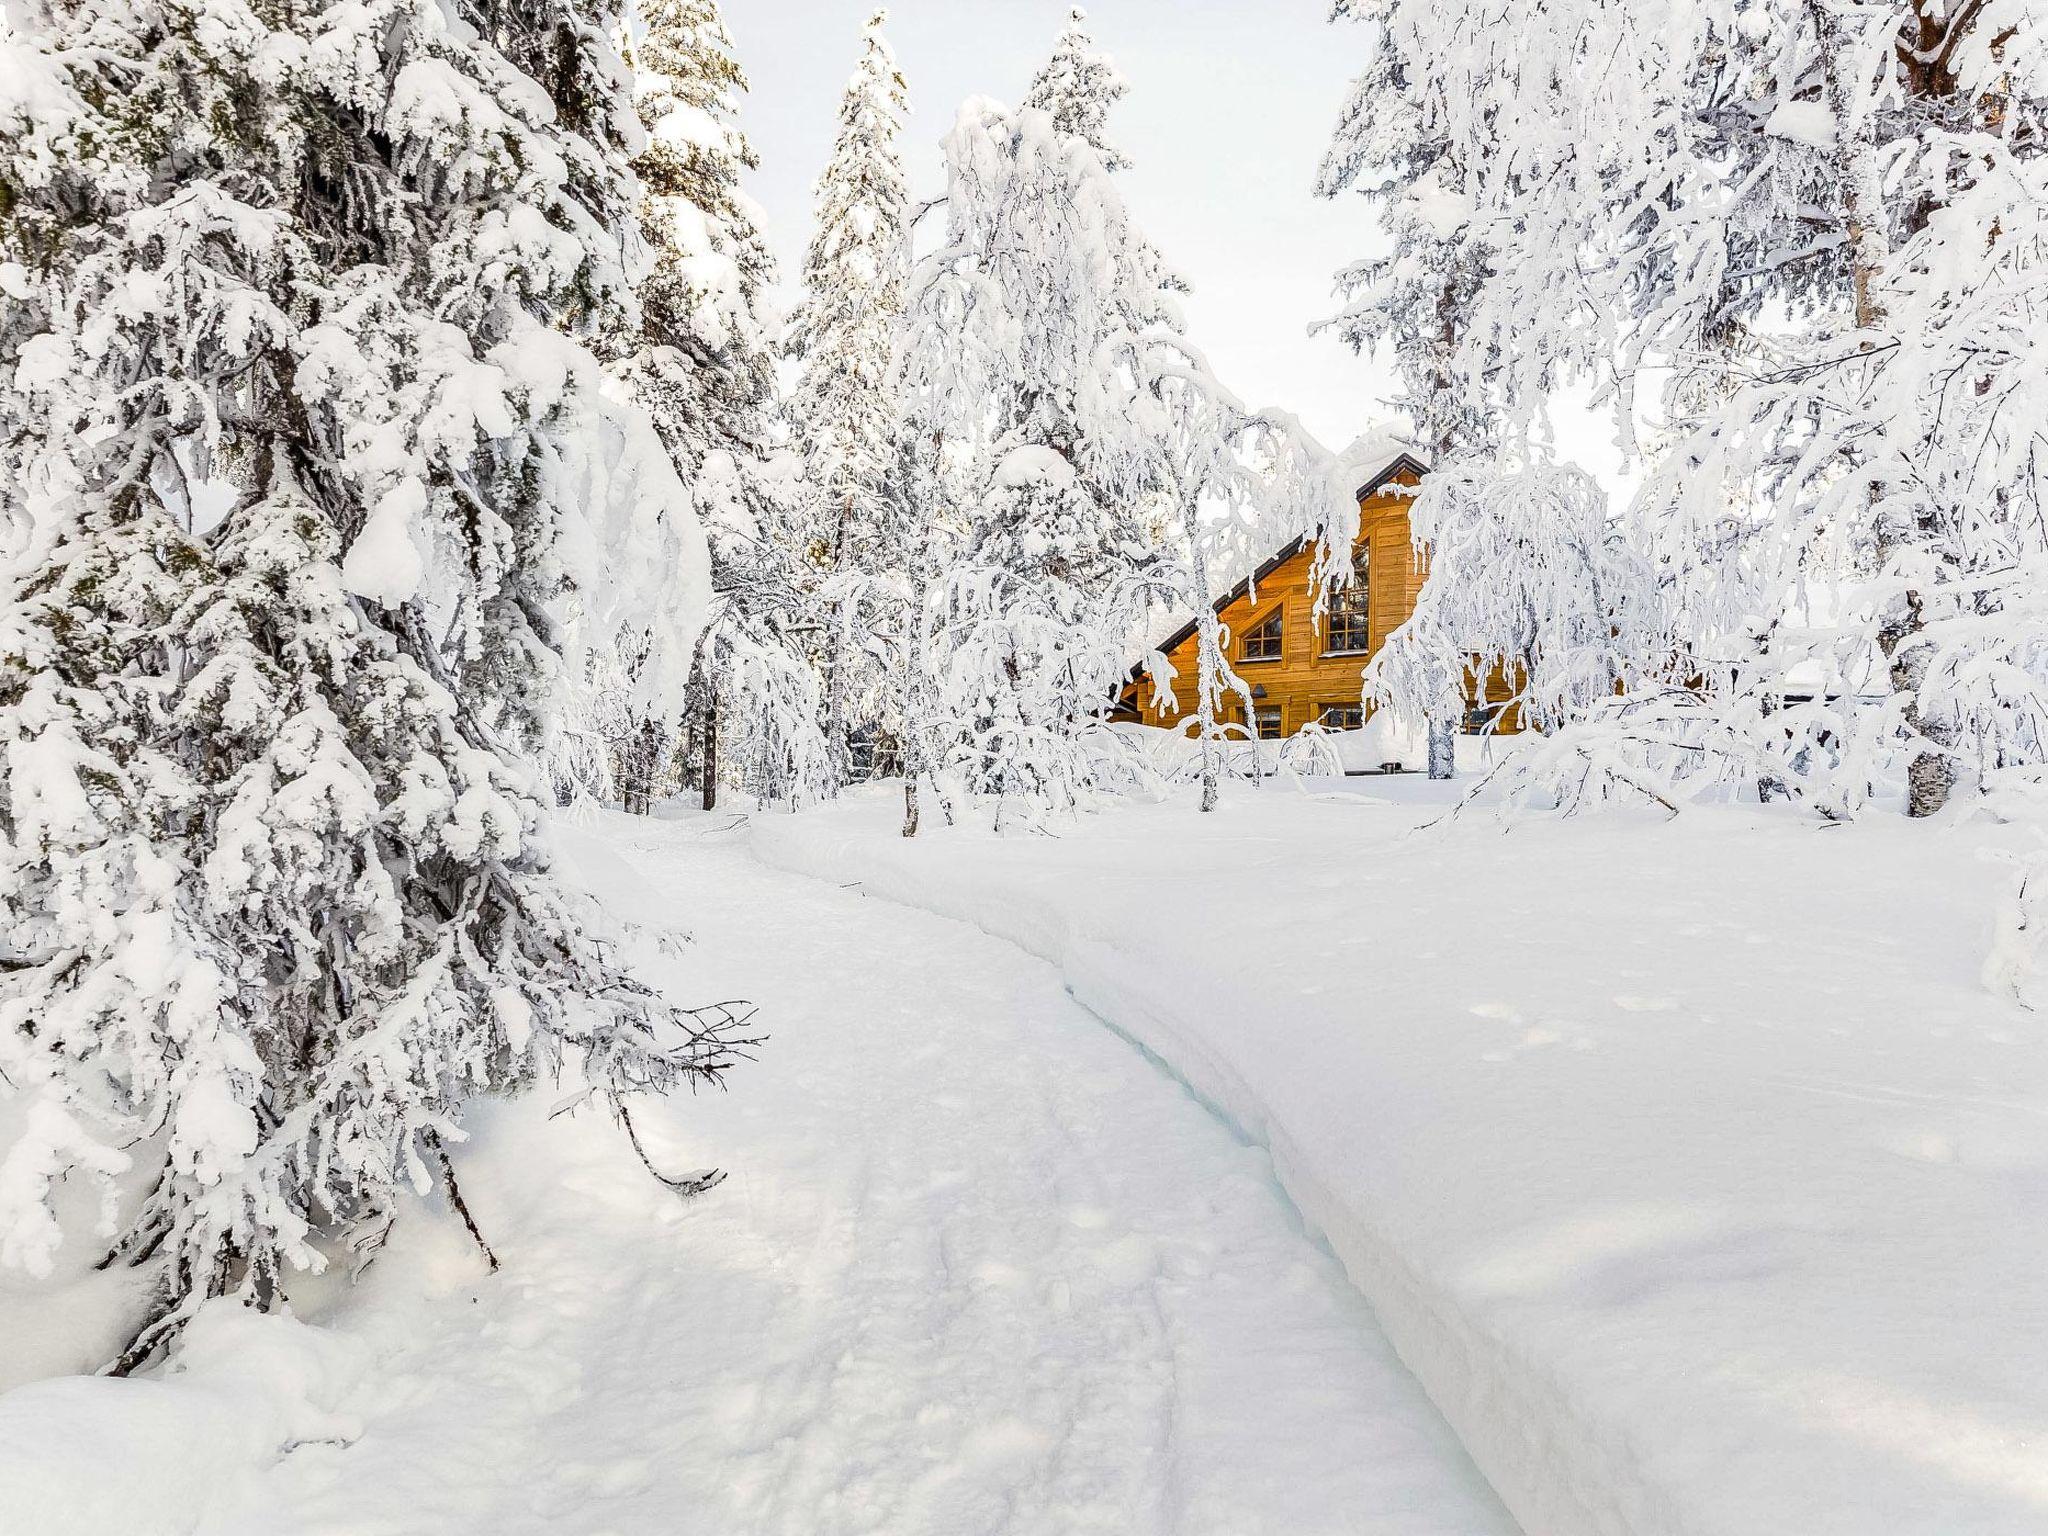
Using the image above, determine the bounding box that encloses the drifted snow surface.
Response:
[0,811,1513,1536]
[754,782,2048,1536]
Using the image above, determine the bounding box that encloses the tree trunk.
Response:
[1886,591,1957,817]
[1181,499,1225,813]
[1421,285,1466,789]
[700,700,719,813]
[1427,717,1456,779]
[623,718,666,816]
[821,486,861,792]
[619,738,643,817]
[1813,0,1955,817]
[822,628,854,792]
[898,560,931,838]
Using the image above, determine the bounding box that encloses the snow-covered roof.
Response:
[1330,425,1425,504]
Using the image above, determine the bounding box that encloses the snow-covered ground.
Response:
[0,811,1511,1536]
[754,781,2048,1536]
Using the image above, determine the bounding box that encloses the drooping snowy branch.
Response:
[1367,459,1666,738]
[1321,0,2048,819]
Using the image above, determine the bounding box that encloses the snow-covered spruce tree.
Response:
[1321,0,2048,820]
[0,0,741,1367]
[545,364,713,812]
[683,451,835,812]
[895,19,1188,827]
[786,8,914,789]
[1023,5,1133,173]
[617,0,825,811]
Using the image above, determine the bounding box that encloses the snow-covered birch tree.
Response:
[1364,459,1664,737]
[1320,0,2048,821]
[0,0,742,1368]
[894,13,1189,827]
[1132,349,1339,812]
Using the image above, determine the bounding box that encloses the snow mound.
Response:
[0,1303,366,1536]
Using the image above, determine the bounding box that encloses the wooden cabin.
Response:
[1124,452,1520,741]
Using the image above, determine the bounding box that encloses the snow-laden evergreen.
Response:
[0,0,739,1367]
[786,9,915,789]
[623,0,779,462]
[1323,0,2048,822]
[616,0,826,811]
[1023,5,1136,175]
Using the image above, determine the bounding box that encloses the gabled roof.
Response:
[1142,450,1428,662]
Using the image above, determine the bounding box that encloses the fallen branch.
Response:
[619,1100,728,1198]
[428,1129,499,1273]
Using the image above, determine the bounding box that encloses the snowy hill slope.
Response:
[753,784,2048,1536]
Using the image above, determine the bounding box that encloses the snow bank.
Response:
[1115,719,1485,780]
[752,785,2048,1536]
[0,1303,365,1536]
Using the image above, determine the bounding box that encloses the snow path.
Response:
[201,814,1515,1536]
[750,788,2048,1536]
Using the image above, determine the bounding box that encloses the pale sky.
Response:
[725,0,1394,453]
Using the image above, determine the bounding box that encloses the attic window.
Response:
[1326,544,1371,654]
[1242,607,1283,663]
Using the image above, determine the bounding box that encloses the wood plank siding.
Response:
[1124,457,1522,738]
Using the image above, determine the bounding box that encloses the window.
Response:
[1241,607,1283,663]
[1254,705,1284,739]
[1325,544,1371,654]
[1317,703,1364,732]
[1465,701,1507,735]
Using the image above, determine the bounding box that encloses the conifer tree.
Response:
[1023,6,1134,173]
[627,0,779,465]
[0,0,740,1366]
[787,9,914,787]
[620,0,825,810]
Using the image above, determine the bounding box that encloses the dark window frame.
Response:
[1464,700,1509,735]
[1323,543,1373,656]
[1239,604,1285,664]
[1317,702,1365,732]
[1253,704,1285,739]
